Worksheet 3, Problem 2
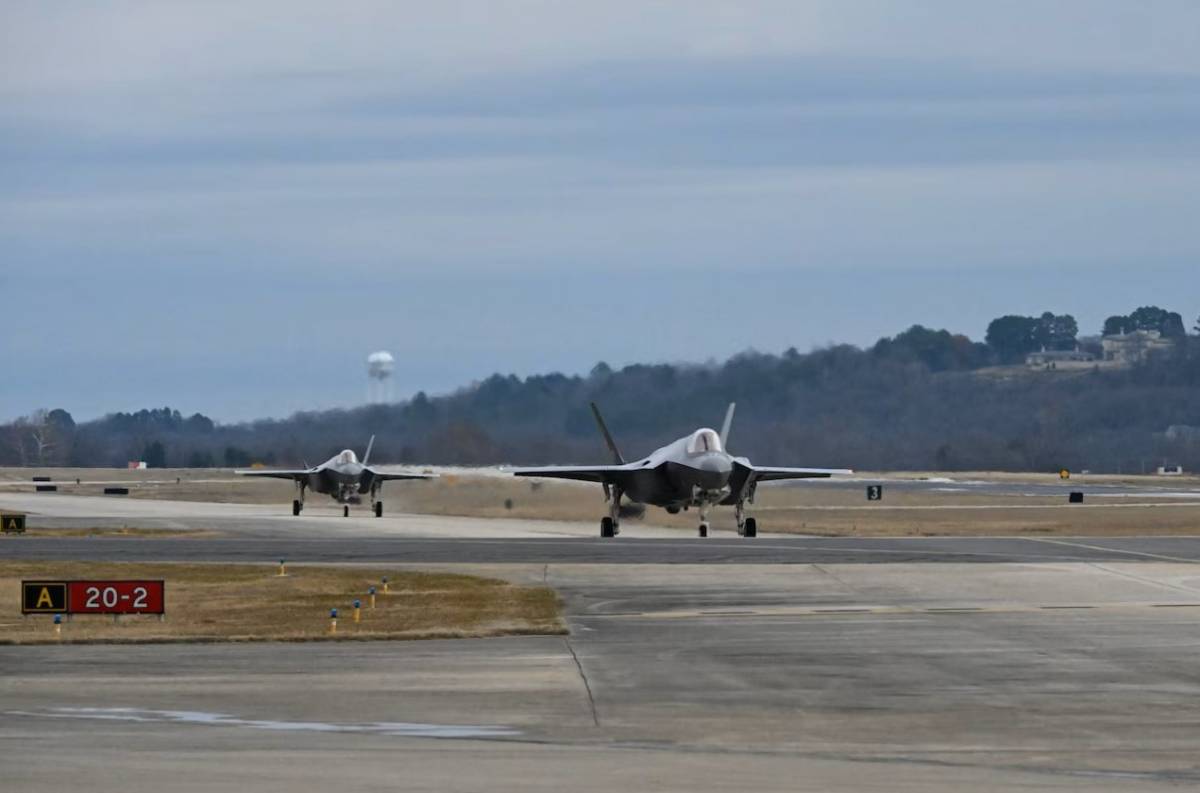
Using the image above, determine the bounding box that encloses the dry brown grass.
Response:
[0,562,564,645]
[20,527,220,538]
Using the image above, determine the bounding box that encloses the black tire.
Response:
[600,517,615,538]
[292,500,302,516]
[743,517,757,538]
[374,501,383,518]
[343,505,350,518]
[698,523,708,538]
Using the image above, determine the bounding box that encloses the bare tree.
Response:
[26,410,56,466]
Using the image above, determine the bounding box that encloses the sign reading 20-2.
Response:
[22,580,165,615]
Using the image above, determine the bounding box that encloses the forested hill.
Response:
[6,314,1200,473]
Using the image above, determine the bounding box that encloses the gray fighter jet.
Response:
[514,403,851,537]
[236,436,433,517]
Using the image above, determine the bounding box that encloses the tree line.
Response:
[4,307,1200,473]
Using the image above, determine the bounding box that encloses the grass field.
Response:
[0,562,564,645]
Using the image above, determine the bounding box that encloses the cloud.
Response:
[3,2,1200,420]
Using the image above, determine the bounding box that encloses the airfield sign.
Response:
[2,513,25,534]
[22,580,165,615]
[866,485,883,501]
[22,581,67,613]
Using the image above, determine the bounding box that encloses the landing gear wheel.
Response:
[374,501,383,518]
[698,522,709,538]
[292,500,302,516]
[600,516,616,538]
[742,517,757,538]
[343,505,350,518]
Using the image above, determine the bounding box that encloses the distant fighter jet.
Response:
[236,436,433,517]
[514,403,851,537]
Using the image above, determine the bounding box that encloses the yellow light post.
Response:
[54,614,62,639]
[381,576,389,594]
[353,599,362,624]
[329,608,338,635]
[368,586,377,610]
[277,559,287,577]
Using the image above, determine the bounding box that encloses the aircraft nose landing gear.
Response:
[698,503,711,538]
[343,505,350,518]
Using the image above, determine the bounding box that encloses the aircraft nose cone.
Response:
[693,454,732,489]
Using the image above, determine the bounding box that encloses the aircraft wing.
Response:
[512,465,635,483]
[747,466,854,482]
[724,462,852,504]
[234,468,315,481]
[364,467,436,482]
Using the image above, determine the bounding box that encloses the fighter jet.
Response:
[513,403,851,537]
[236,436,433,517]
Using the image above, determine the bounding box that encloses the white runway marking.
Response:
[1028,536,1200,564]
[5,707,520,738]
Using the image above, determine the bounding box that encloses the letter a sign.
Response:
[22,581,67,613]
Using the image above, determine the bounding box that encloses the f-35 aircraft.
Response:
[514,403,851,537]
[236,436,433,517]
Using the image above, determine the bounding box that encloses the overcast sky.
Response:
[3,1,1199,422]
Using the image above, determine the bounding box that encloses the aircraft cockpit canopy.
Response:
[686,429,723,455]
[337,450,358,465]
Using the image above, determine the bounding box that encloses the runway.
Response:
[3,491,1200,790]
[7,534,1200,565]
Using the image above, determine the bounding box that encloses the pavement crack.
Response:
[810,563,853,589]
[563,636,600,728]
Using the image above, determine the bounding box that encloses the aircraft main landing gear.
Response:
[343,505,350,518]
[599,486,622,537]
[735,501,757,538]
[293,482,306,516]
[369,483,383,518]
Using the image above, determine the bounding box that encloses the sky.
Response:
[3,1,1199,422]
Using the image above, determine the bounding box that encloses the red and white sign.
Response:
[66,580,165,614]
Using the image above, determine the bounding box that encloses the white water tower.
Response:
[366,351,395,404]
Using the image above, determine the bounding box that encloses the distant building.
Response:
[1157,464,1184,476]
[1101,329,1174,364]
[1025,346,1096,369]
[1166,425,1200,443]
